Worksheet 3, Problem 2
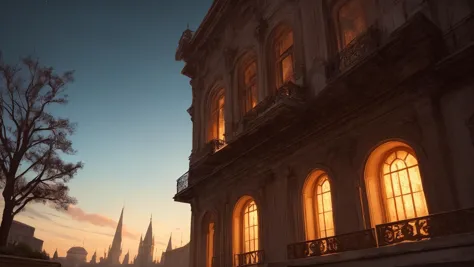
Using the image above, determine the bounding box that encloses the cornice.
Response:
[189,0,231,53]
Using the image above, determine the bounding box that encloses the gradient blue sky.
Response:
[0,0,212,261]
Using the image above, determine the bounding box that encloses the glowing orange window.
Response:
[338,0,369,48]
[243,61,258,113]
[210,91,225,141]
[316,176,334,238]
[275,30,294,88]
[382,149,429,222]
[243,200,259,253]
[206,222,214,267]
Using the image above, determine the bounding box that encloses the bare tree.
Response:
[0,53,83,246]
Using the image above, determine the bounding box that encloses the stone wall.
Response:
[0,255,61,267]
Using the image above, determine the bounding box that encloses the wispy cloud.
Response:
[18,208,114,237]
[3,202,139,240]
[24,207,53,221]
[65,206,138,239]
[36,226,83,243]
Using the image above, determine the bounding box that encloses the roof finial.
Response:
[186,23,190,30]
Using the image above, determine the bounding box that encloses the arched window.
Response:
[243,200,259,253]
[273,27,295,88]
[206,222,215,267]
[337,0,370,49]
[364,141,429,227]
[316,176,334,238]
[302,170,335,240]
[241,61,258,113]
[209,88,225,141]
[232,196,262,266]
[382,149,428,222]
[201,212,216,267]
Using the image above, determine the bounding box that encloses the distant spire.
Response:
[186,23,190,30]
[108,207,124,264]
[53,249,58,260]
[90,251,97,264]
[166,234,172,252]
[122,250,130,265]
[143,217,153,245]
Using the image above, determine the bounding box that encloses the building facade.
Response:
[8,220,44,252]
[174,0,474,267]
[159,237,189,267]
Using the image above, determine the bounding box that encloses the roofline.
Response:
[188,0,230,53]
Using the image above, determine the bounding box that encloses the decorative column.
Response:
[189,78,201,153]
[223,47,237,140]
[292,1,307,88]
[190,200,202,267]
[254,17,269,100]
[216,200,226,267]
[414,98,458,213]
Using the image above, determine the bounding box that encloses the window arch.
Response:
[302,170,335,241]
[270,24,295,89]
[201,212,216,267]
[242,200,259,252]
[364,141,429,227]
[232,196,261,265]
[381,149,428,222]
[336,0,371,49]
[238,53,258,114]
[208,88,225,141]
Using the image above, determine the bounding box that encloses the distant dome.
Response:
[67,247,88,255]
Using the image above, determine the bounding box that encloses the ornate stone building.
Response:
[174,0,474,267]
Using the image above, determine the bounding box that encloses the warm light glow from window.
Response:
[316,176,334,238]
[275,29,294,88]
[338,0,368,48]
[243,61,258,112]
[382,150,428,221]
[206,222,214,267]
[303,170,335,241]
[243,200,259,253]
[210,90,225,141]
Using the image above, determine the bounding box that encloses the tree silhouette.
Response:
[0,53,83,246]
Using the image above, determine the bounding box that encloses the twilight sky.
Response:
[0,0,212,262]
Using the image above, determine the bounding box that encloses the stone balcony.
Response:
[285,208,474,267]
[235,250,265,267]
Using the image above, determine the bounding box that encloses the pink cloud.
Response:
[65,206,138,239]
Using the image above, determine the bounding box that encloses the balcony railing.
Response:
[210,139,226,152]
[190,139,226,165]
[326,26,381,80]
[234,250,264,267]
[287,229,376,260]
[376,207,474,247]
[288,208,474,260]
[276,81,306,101]
[242,81,306,130]
[176,172,189,194]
